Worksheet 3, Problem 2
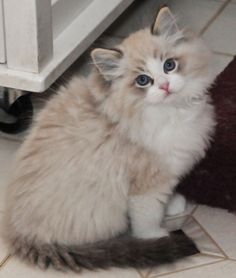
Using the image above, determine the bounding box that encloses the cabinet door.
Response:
[0,0,5,63]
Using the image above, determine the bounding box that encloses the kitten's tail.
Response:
[10,231,198,272]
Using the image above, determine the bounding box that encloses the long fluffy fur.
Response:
[4,7,215,272]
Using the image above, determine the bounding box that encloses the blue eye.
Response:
[135,74,153,87]
[164,58,177,73]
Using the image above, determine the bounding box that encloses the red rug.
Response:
[177,57,236,212]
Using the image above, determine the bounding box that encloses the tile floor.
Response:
[0,0,236,277]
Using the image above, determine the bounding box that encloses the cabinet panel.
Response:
[52,0,93,39]
[0,0,134,91]
[3,0,53,73]
[0,0,5,63]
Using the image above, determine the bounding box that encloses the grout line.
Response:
[178,214,193,228]
[190,205,198,216]
[137,269,147,278]
[213,50,235,57]
[144,268,155,278]
[200,252,225,259]
[191,216,228,258]
[199,0,232,36]
[138,268,155,278]
[0,254,12,269]
[149,258,226,278]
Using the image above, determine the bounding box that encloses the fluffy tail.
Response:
[11,230,198,272]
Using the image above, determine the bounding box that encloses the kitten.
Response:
[3,7,215,272]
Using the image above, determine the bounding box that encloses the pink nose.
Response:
[160,82,169,92]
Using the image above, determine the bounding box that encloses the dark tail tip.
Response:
[170,229,199,258]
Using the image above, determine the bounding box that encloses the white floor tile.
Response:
[211,53,232,76]
[202,3,236,55]
[106,0,166,38]
[0,257,140,278]
[165,216,224,257]
[141,255,224,278]
[168,0,222,34]
[194,206,236,260]
[0,139,21,212]
[152,260,236,278]
[141,216,225,278]
[106,0,222,38]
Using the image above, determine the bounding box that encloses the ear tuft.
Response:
[91,48,123,81]
[152,6,179,36]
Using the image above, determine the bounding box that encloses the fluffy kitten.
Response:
[4,7,215,272]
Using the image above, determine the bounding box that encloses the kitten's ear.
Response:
[91,48,123,81]
[152,6,178,36]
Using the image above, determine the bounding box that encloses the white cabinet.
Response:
[0,0,5,63]
[3,0,53,73]
[0,0,134,92]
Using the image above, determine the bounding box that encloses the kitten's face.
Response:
[92,7,213,108]
[135,55,185,104]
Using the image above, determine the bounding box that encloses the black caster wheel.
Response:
[0,87,33,134]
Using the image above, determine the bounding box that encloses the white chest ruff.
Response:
[142,101,215,177]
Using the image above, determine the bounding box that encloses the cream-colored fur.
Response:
[4,8,215,250]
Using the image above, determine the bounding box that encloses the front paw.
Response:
[166,194,186,216]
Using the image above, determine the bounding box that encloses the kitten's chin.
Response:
[145,89,170,104]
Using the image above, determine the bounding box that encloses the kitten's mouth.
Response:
[161,89,171,97]
[165,90,171,96]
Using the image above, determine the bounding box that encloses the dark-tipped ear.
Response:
[152,6,178,36]
[91,48,123,81]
